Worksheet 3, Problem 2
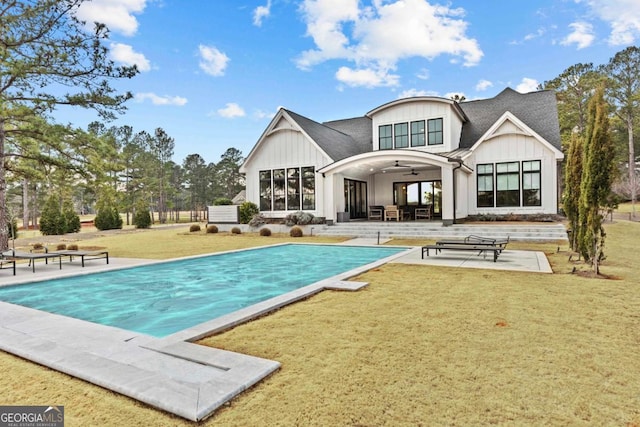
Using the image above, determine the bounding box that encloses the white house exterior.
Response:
[240,88,564,225]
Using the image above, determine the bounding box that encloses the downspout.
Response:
[448,157,464,225]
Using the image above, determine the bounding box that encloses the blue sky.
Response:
[56,0,640,164]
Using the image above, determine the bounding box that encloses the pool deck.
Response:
[0,244,551,420]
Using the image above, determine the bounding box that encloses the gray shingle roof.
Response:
[282,88,560,162]
[458,88,561,149]
[284,110,372,161]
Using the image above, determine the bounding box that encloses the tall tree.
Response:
[603,46,640,218]
[578,87,615,274]
[563,132,583,252]
[150,128,174,223]
[214,148,244,200]
[183,154,208,221]
[543,63,602,142]
[0,0,137,249]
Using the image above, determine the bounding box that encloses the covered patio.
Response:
[317,150,472,225]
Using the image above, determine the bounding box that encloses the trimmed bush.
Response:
[62,199,81,233]
[39,195,65,235]
[285,211,315,226]
[206,225,219,233]
[56,244,67,251]
[248,213,266,228]
[290,226,303,237]
[213,197,233,205]
[239,202,259,224]
[94,206,123,231]
[189,224,201,232]
[259,227,272,236]
[32,242,44,250]
[67,244,79,251]
[231,227,242,234]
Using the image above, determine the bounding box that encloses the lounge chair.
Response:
[2,249,62,273]
[53,249,109,267]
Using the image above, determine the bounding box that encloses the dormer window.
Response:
[427,118,443,145]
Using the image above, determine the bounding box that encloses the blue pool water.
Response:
[0,244,406,337]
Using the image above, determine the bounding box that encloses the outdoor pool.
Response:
[0,244,407,337]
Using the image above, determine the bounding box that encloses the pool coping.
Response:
[0,243,411,421]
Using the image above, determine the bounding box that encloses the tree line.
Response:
[0,1,244,251]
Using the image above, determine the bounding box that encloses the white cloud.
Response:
[515,78,539,93]
[75,0,146,36]
[579,0,640,45]
[255,109,278,119]
[198,45,230,76]
[253,0,272,26]
[217,103,246,118]
[561,21,595,49]
[335,66,400,88]
[109,43,150,71]
[397,88,438,98]
[475,79,493,91]
[296,0,483,88]
[135,92,187,106]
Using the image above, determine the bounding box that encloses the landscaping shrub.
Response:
[259,227,272,236]
[231,227,242,234]
[67,244,78,251]
[213,197,233,205]
[62,198,81,233]
[285,211,315,226]
[290,226,303,237]
[239,202,259,224]
[206,225,219,233]
[248,213,266,228]
[56,244,67,251]
[32,242,44,250]
[189,224,201,232]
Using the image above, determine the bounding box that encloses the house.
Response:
[239,88,563,225]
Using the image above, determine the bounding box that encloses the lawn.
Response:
[1,221,640,426]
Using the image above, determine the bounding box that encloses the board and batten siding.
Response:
[465,125,560,215]
[370,100,464,153]
[243,127,332,217]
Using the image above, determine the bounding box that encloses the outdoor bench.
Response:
[54,250,109,267]
[421,244,504,262]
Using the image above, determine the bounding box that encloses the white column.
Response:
[440,165,455,225]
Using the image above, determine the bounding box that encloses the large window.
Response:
[522,160,541,206]
[287,168,300,210]
[259,167,315,211]
[476,160,543,208]
[411,120,425,147]
[302,167,316,210]
[259,170,272,211]
[394,123,409,148]
[427,118,443,145]
[379,125,392,150]
[477,164,494,207]
[496,162,520,207]
[393,180,442,216]
[273,169,286,210]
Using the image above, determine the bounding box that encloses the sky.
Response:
[54,0,640,165]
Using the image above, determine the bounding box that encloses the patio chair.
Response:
[368,206,384,221]
[384,205,401,221]
[415,205,432,220]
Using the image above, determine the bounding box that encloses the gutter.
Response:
[447,157,465,225]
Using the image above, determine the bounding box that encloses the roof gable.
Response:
[458,88,561,150]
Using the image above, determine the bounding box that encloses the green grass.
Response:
[2,221,640,425]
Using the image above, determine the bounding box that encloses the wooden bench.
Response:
[422,244,504,262]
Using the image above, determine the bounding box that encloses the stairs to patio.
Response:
[313,221,568,242]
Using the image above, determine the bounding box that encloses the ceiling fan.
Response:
[403,168,420,176]
[392,160,411,168]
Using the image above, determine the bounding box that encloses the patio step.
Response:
[314,221,568,242]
